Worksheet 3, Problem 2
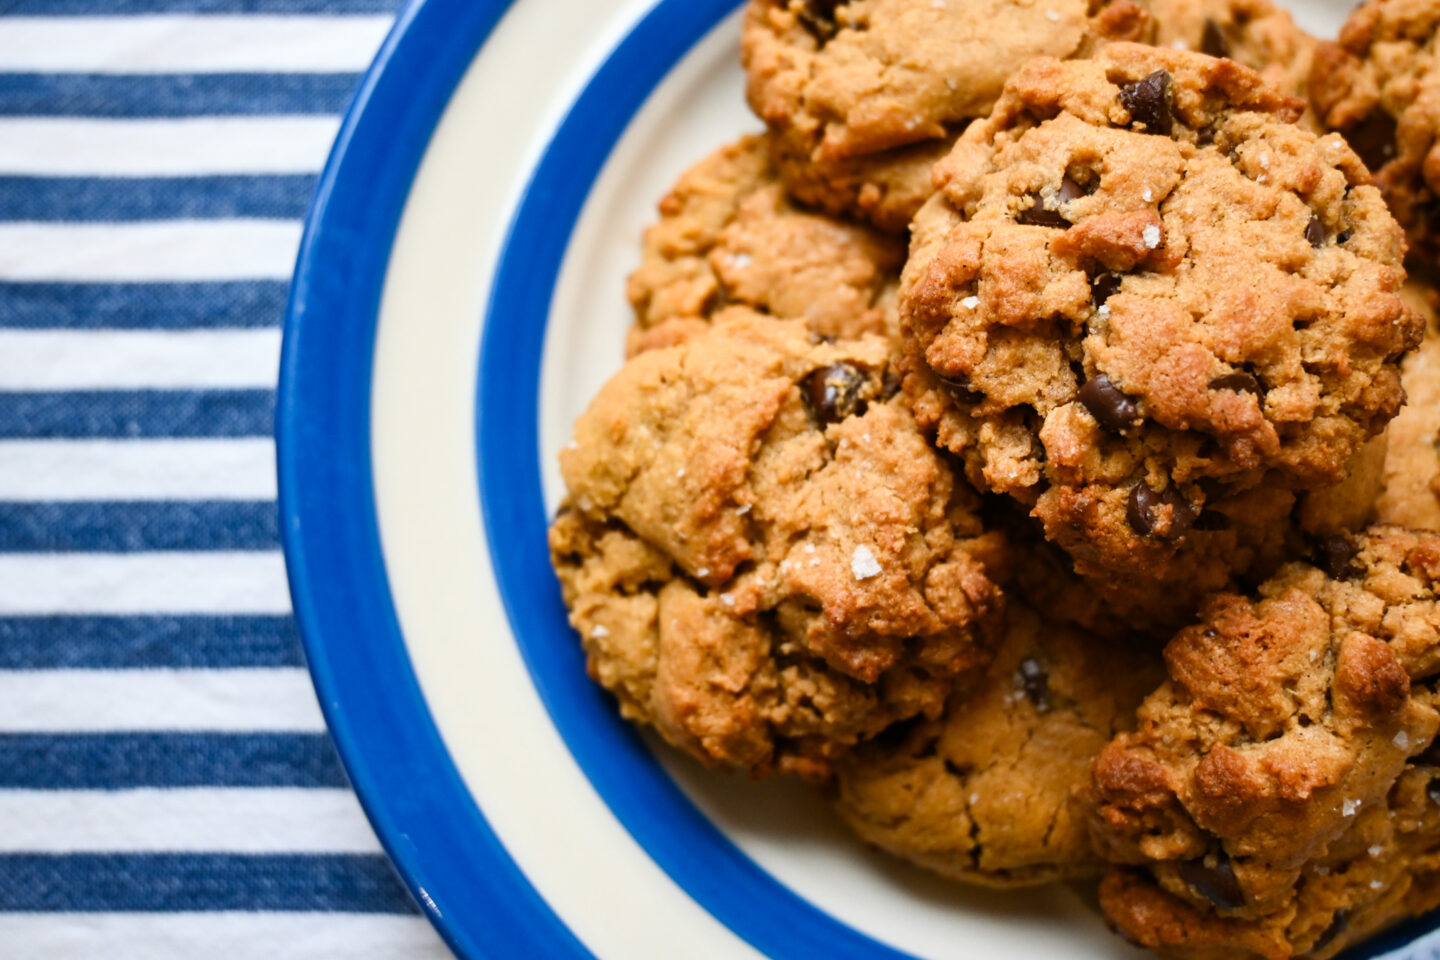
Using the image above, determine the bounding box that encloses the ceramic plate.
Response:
[276,0,1440,956]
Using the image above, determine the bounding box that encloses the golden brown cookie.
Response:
[1091,525,1440,958]
[900,42,1417,626]
[1377,281,1440,529]
[741,0,1152,232]
[1151,0,1315,105]
[551,311,1005,778]
[627,135,905,355]
[1311,0,1440,264]
[833,601,1162,887]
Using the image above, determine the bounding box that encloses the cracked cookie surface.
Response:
[1311,0,1440,264]
[1091,525,1440,958]
[833,601,1162,886]
[741,0,1152,232]
[1377,281,1440,529]
[900,43,1417,624]
[627,135,905,356]
[551,310,1005,777]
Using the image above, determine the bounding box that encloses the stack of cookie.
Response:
[547,0,1440,956]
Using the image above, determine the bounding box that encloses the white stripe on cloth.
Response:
[0,668,323,732]
[0,16,392,74]
[0,439,277,501]
[0,222,302,282]
[0,789,381,853]
[0,552,291,615]
[0,330,282,390]
[0,914,453,960]
[0,118,340,176]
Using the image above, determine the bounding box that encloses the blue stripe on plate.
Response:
[0,615,301,669]
[0,502,279,552]
[0,282,289,329]
[0,732,345,789]
[0,74,361,118]
[4,0,397,10]
[0,854,417,913]
[0,176,318,222]
[0,390,273,438]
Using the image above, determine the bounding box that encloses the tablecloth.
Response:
[0,2,454,955]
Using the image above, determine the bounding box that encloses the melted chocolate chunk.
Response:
[1120,70,1174,136]
[803,362,868,425]
[1127,483,1197,540]
[1018,197,1070,228]
[1078,374,1139,432]
[1337,228,1354,244]
[1209,372,1262,396]
[1312,533,1358,580]
[1346,111,1399,173]
[1200,18,1231,58]
[1056,175,1087,204]
[796,0,841,43]
[1017,657,1051,713]
[1306,215,1327,248]
[880,366,902,401]
[1091,273,1122,306]
[1177,852,1245,909]
[935,372,982,404]
[1313,909,1349,953]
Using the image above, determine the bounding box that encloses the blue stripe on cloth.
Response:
[0,733,345,789]
[0,854,418,913]
[0,502,279,552]
[3,0,397,10]
[0,390,273,438]
[0,616,301,669]
[0,74,362,118]
[0,176,318,222]
[0,281,288,329]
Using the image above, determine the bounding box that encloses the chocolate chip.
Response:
[803,362,868,425]
[880,367,902,400]
[1056,175,1087,204]
[796,0,840,43]
[1345,110,1398,173]
[1208,372,1262,396]
[1311,533,1358,580]
[1127,483,1197,540]
[1078,374,1139,432]
[1091,273,1122,306]
[1312,909,1349,953]
[935,372,982,404]
[872,714,927,751]
[1337,229,1353,244]
[1120,70,1174,136]
[1017,657,1051,712]
[1201,18,1231,58]
[1306,215,1326,248]
[1177,852,1245,909]
[1429,777,1440,805]
[1017,197,1071,228]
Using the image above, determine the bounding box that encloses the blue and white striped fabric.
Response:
[0,2,453,955]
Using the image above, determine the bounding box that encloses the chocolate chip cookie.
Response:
[741,0,1152,233]
[900,43,1417,625]
[833,601,1163,886]
[1377,281,1440,529]
[1151,0,1315,104]
[551,310,1005,777]
[627,135,905,356]
[1091,525,1440,958]
[1311,0,1440,264]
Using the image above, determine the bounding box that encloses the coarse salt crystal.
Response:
[1343,798,1361,816]
[945,77,957,91]
[805,543,816,554]
[720,593,735,607]
[676,468,686,479]
[731,253,752,269]
[961,296,979,309]
[1371,880,1385,890]
[577,496,593,511]
[1097,304,1111,319]
[1044,7,1059,19]
[810,558,821,567]
[1395,731,1410,750]
[862,434,872,443]
[851,545,882,580]
[1142,187,1154,202]
[736,504,752,515]
[697,567,710,577]
[1142,224,1162,249]
[1171,39,1188,49]
[1315,865,1330,875]
[591,625,610,639]
[1369,845,1384,857]
[969,793,980,805]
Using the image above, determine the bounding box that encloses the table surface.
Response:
[0,1,455,956]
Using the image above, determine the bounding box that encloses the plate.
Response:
[276,0,1440,957]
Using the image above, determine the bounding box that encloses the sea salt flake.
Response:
[736,504,752,515]
[1142,224,1162,249]
[805,543,816,554]
[720,593,735,607]
[969,793,980,805]
[697,567,710,578]
[730,253,753,269]
[1371,880,1385,890]
[1394,731,1410,750]
[676,468,686,479]
[862,434,872,444]
[960,296,979,309]
[810,558,821,567]
[1369,845,1384,857]
[1315,865,1331,875]
[1142,187,1154,202]
[1044,7,1059,19]
[1171,39,1188,49]
[577,496,593,511]
[851,545,882,580]
[590,625,610,639]
[1097,304,1111,319]
[1343,798,1361,817]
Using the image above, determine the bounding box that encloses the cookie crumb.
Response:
[852,545,882,580]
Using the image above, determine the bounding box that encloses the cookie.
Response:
[1376,281,1440,529]
[627,135,905,355]
[741,0,1152,232]
[900,42,1417,624]
[551,310,1005,777]
[833,601,1163,887]
[1091,525,1440,958]
[1151,0,1315,106]
[1311,0,1440,264]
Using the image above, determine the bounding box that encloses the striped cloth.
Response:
[0,2,454,956]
